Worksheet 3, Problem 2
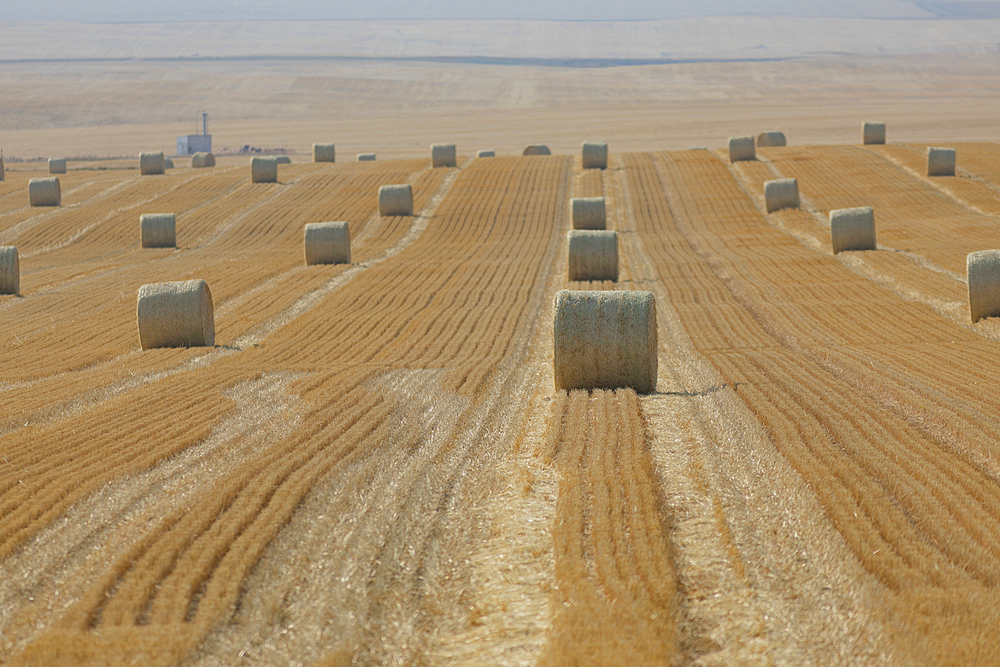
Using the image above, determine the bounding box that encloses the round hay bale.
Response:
[164,158,174,170]
[0,157,5,182]
[571,197,606,230]
[863,122,886,145]
[251,156,278,183]
[313,143,336,163]
[191,152,216,168]
[137,279,215,349]
[275,156,292,164]
[967,250,1000,322]
[379,184,413,216]
[764,178,799,213]
[477,150,495,158]
[756,131,787,147]
[568,230,618,282]
[523,145,551,156]
[304,221,351,265]
[431,144,457,168]
[29,177,61,207]
[357,153,376,162]
[0,246,18,295]
[729,136,756,162]
[927,147,955,176]
[830,207,876,254]
[140,213,177,248]
[582,141,608,169]
[48,158,67,174]
[553,290,657,393]
[140,152,165,176]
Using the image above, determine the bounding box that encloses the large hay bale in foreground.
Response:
[379,184,413,216]
[358,153,376,162]
[140,213,177,248]
[729,136,756,162]
[137,279,215,349]
[756,131,786,147]
[967,250,1000,322]
[0,246,18,295]
[553,290,657,393]
[192,152,216,168]
[571,197,606,230]
[523,145,551,156]
[477,150,495,158]
[432,144,457,168]
[313,143,336,163]
[830,207,876,254]
[251,156,278,183]
[582,141,608,169]
[139,152,165,176]
[863,122,886,145]
[48,158,67,174]
[927,147,955,176]
[29,177,61,207]
[568,230,618,281]
[764,178,799,212]
[304,221,351,265]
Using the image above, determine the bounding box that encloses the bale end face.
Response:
[357,153,376,161]
[523,145,551,156]
[568,230,618,282]
[137,279,214,349]
[830,207,876,253]
[764,178,799,213]
[553,290,657,393]
[967,250,1000,322]
[139,152,165,176]
[582,141,608,169]
[140,213,177,248]
[0,246,19,295]
[863,122,886,145]
[927,147,956,176]
[431,144,457,168]
[192,152,216,168]
[571,197,607,230]
[48,158,67,174]
[756,132,787,147]
[28,177,61,207]
[313,143,336,163]
[251,156,279,183]
[477,150,495,158]
[304,221,351,265]
[729,136,756,162]
[379,184,414,217]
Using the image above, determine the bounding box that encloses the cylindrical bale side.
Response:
[571,197,607,230]
[582,141,608,169]
[830,207,876,254]
[523,145,551,156]
[967,250,1000,322]
[29,177,61,207]
[553,290,658,393]
[140,213,177,248]
[164,158,174,170]
[313,143,336,163]
[276,156,292,164]
[304,221,351,265]
[764,178,799,213]
[379,184,414,216]
[137,279,215,349]
[862,122,886,145]
[251,156,278,183]
[48,158,67,174]
[431,144,457,168]
[477,150,495,158]
[729,136,756,162]
[0,246,19,295]
[192,152,216,168]
[568,230,618,282]
[358,153,376,161]
[927,147,956,176]
[0,158,5,182]
[756,131,787,147]
[139,152,165,176]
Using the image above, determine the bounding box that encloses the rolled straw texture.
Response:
[431,144,457,168]
[756,131,786,147]
[830,207,876,254]
[251,156,278,183]
[139,152,165,175]
[571,197,607,230]
[927,147,956,176]
[137,279,215,349]
[357,153,376,162]
[0,158,5,181]
[582,141,608,169]
[0,246,18,295]
[140,213,177,248]
[863,122,886,145]
[729,136,756,162]
[967,250,1000,322]
[304,221,351,265]
[379,184,413,216]
[523,145,551,156]
[192,152,215,168]
[276,156,291,164]
[29,177,61,207]
[48,158,67,174]
[313,143,336,163]
[477,150,495,158]
[764,178,799,213]
[568,230,618,282]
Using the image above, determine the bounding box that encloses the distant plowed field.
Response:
[2,145,1000,666]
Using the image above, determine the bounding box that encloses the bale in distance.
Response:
[830,207,876,254]
[523,145,551,156]
[379,184,413,216]
[756,132,787,147]
[48,158,67,174]
[582,141,608,169]
[571,197,606,230]
[729,136,756,162]
[164,158,174,170]
[477,150,495,158]
[764,178,799,213]
[431,144,457,168]
[863,122,886,145]
[358,153,376,162]
[251,156,278,183]
[967,250,1000,322]
[0,246,18,295]
[139,152,165,176]
[276,156,292,164]
[0,157,5,182]
[192,152,216,168]
[304,221,351,265]
[313,143,336,163]
[927,147,956,176]
[29,177,61,207]
[568,230,618,282]
[140,213,177,248]
[553,290,657,394]
[137,279,215,349]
